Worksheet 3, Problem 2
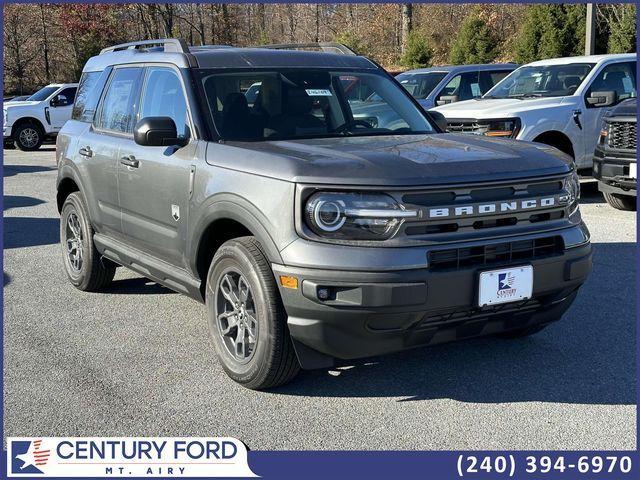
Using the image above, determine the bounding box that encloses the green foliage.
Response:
[334,31,367,56]
[400,31,433,69]
[449,16,498,65]
[514,5,586,63]
[607,5,637,53]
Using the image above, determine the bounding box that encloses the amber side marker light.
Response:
[485,131,513,137]
[279,275,299,289]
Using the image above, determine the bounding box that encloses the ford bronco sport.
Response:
[57,39,592,389]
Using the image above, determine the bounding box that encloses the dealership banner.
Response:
[7,437,258,477]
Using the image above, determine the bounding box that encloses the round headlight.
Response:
[313,200,346,232]
[304,192,418,241]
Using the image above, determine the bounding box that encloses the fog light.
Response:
[317,287,331,300]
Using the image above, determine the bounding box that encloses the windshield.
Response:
[27,86,59,102]
[197,69,435,141]
[485,63,595,99]
[396,72,448,99]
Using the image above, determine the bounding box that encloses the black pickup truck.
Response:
[594,98,637,211]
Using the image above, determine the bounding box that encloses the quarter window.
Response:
[96,67,143,133]
[72,69,111,123]
[139,67,189,137]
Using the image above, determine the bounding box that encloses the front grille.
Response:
[428,236,563,271]
[398,177,567,238]
[608,121,637,150]
[447,120,482,134]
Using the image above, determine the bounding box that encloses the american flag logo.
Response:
[14,438,51,472]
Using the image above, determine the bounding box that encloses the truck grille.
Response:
[397,177,568,239]
[447,120,482,134]
[428,236,563,271]
[608,121,637,150]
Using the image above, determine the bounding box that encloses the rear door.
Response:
[80,66,144,237]
[117,65,198,268]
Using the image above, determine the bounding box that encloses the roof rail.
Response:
[255,42,357,56]
[100,38,190,55]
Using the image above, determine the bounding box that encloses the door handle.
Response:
[79,146,93,157]
[120,155,140,168]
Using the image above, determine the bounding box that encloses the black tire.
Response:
[13,122,44,151]
[495,325,547,339]
[603,192,636,211]
[206,236,300,389]
[60,192,116,291]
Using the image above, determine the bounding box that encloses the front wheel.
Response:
[60,192,116,291]
[206,236,300,389]
[14,123,43,151]
[603,192,636,211]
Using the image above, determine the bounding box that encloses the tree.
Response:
[513,5,585,63]
[401,4,413,54]
[449,15,497,65]
[334,31,367,56]
[601,4,637,53]
[400,31,432,69]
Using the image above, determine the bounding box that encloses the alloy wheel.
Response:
[18,127,39,149]
[215,270,259,363]
[65,212,84,271]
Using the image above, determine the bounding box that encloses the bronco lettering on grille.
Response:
[427,196,564,219]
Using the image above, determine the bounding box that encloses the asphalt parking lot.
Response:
[3,147,636,450]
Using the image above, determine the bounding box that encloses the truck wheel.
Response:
[603,192,636,211]
[60,192,116,291]
[495,325,547,339]
[206,236,300,389]
[14,123,43,151]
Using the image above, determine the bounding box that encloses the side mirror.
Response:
[587,91,617,108]
[50,96,67,107]
[134,117,187,147]
[427,110,448,132]
[436,95,459,106]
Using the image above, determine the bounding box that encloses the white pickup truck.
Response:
[3,83,78,150]
[433,54,637,173]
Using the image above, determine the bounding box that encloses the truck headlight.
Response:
[305,192,418,240]
[564,171,580,215]
[481,118,521,138]
[599,123,609,145]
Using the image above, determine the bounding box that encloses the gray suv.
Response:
[57,39,592,389]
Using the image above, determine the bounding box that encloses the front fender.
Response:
[188,194,286,276]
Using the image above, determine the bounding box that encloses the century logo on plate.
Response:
[7,437,258,478]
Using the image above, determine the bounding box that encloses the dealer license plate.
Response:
[478,266,533,307]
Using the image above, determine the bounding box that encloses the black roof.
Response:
[190,47,377,69]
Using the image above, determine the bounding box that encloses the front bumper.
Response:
[273,225,592,368]
[593,145,636,196]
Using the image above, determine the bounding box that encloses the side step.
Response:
[93,233,203,302]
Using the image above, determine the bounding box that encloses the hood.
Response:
[432,96,574,118]
[211,134,572,186]
[4,100,41,108]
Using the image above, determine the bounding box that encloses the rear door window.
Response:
[95,67,143,134]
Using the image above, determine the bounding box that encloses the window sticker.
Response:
[305,89,332,96]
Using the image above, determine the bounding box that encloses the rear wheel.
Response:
[14,123,43,151]
[603,192,636,211]
[60,192,116,291]
[206,236,300,389]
